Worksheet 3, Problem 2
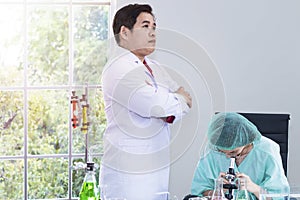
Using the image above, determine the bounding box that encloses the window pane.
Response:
[28,90,68,155]
[28,6,69,86]
[73,5,109,85]
[0,160,24,199]
[0,6,24,86]
[72,88,104,154]
[0,1,110,199]
[28,158,68,199]
[0,91,24,156]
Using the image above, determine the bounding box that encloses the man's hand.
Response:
[175,86,192,108]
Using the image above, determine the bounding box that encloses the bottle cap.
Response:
[86,162,94,171]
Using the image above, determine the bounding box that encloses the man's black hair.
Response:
[112,4,154,44]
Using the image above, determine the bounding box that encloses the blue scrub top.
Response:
[191,136,289,200]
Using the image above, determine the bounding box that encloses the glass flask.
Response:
[79,162,100,200]
[211,178,225,200]
[235,178,249,200]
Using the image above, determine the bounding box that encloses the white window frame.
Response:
[0,0,115,199]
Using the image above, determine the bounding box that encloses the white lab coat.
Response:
[100,48,190,200]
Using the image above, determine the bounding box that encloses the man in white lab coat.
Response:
[100,4,192,200]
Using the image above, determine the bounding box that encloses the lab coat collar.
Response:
[109,45,151,65]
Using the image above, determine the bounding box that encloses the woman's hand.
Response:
[236,172,261,199]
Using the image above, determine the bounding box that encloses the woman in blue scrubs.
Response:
[191,112,289,200]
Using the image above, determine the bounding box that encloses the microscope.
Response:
[223,157,238,200]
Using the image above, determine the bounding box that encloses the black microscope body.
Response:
[223,157,238,200]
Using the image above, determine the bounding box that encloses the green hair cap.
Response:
[208,112,261,150]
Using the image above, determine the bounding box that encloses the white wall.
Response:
[115,0,300,199]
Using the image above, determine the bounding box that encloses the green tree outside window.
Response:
[0,2,109,199]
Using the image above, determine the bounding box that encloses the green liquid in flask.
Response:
[79,182,99,200]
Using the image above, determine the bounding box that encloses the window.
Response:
[0,0,111,199]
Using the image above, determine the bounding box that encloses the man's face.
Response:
[127,12,156,57]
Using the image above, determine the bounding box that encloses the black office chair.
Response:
[238,113,290,175]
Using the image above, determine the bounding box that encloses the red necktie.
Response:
[143,60,175,123]
[143,60,154,77]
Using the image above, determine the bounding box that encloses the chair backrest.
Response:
[238,113,290,175]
